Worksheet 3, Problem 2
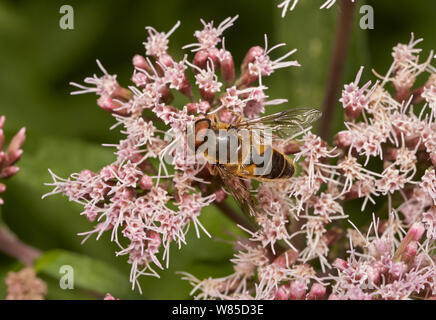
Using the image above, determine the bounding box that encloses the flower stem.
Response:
[214,201,257,232]
[0,226,42,265]
[319,0,356,141]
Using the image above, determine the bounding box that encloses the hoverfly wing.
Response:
[215,165,257,216]
[234,107,321,140]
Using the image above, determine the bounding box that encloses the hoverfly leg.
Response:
[206,163,218,176]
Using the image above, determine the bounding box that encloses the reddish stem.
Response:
[319,0,356,141]
[0,226,42,265]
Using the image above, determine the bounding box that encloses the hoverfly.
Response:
[190,108,321,214]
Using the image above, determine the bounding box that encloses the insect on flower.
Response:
[188,108,321,213]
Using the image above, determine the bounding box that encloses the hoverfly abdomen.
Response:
[247,147,295,181]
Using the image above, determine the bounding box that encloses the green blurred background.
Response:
[0,0,434,299]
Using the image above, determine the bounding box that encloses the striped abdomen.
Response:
[238,146,295,181]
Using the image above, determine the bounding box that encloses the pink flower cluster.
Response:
[0,116,26,205]
[5,267,46,300]
[183,33,436,300]
[44,16,300,292]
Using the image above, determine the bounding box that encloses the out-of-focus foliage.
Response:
[0,0,434,299]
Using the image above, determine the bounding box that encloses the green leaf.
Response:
[34,249,140,299]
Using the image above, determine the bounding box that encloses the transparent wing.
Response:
[215,165,257,216]
[234,107,321,139]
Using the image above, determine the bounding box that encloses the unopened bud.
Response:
[5,149,23,166]
[97,96,123,114]
[431,153,436,167]
[214,189,227,203]
[158,53,174,68]
[139,175,153,190]
[1,166,19,179]
[193,50,209,70]
[241,46,264,72]
[218,108,233,124]
[0,183,6,193]
[220,51,235,85]
[344,104,363,120]
[0,116,5,129]
[7,128,26,155]
[334,131,352,149]
[158,85,174,105]
[199,88,216,103]
[187,101,210,114]
[273,249,298,268]
[289,279,307,300]
[394,222,425,262]
[402,241,418,262]
[113,87,133,102]
[132,54,153,73]
[274,284,290,300]
[332,258,348,271]
[283,141,300,154]
[407,222,425,242]
[390,261,408,280]
[308,283,326,300]
[0,129,4,151]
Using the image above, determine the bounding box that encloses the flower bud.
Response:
[334,131,352,149]
[402,241,418,262]
[289,279,307,300]
[241,46,264,72]
[214,189,227,203]
[7,128,26,155]
[308,283,326,300]
[97,95,123,114]
[235,69,258,88]
[193,48,220,71]
[344,104,363,120]
[158,53,174,68]
[274,284,290,300]
[140,175,153,190]
[0,116,5,129]
[431,153,436,167]
[1,166,19,179]
[273,249,298,268]
[5,149,23,167]
[389,261,408,280]
[158,85,174,105]
[193,50,209,70]
[113,87,133,102]
[0,151,5,168]
[0,130,4,152]
[199,88,216,103]
[283,141,300,154]
[407,222,425,242]
[332,258,348,271]
[132,54,153,74]
[187,101,210,114]
[218,108,233,124]
[0,182,6,193]
[220,51,235,85]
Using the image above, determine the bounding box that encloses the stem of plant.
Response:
[319,0,356,141]
[0,226,42,265]
[214,201,257,232]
